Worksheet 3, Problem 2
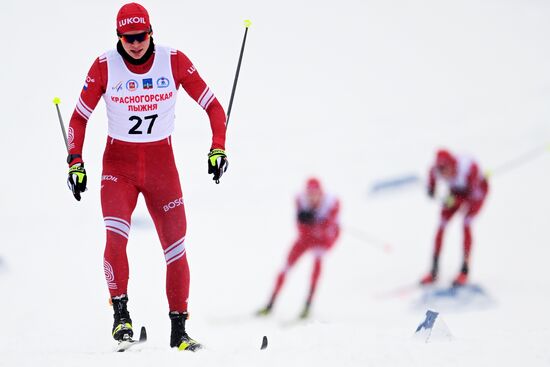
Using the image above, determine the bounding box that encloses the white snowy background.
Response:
[1,0,549,366]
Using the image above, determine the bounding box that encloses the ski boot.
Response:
[420,271,437,285]
[256,303,273,317]
[111,294,133,341]
[420,258,439,285]
[452,263,469,287]
[169,312,202,351]
[299,302,311,319]
[452,272,468,287]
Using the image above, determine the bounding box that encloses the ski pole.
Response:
[53,97,69,152]
[486,143,550,178]
[226,19,251,128]
[344,225,393,253]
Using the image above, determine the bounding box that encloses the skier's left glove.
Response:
[444,195,456,208]
[67,163,87,201]
[207,149,228,184]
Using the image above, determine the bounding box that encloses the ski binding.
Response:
[116,326,147,352]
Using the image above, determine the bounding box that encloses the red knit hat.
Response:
[306,177,322,193]
[116,3,151,34]
[435,149,456,171]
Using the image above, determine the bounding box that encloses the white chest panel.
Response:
[445,155,473,190]
[297,193,338,221]
[103,46,178,142]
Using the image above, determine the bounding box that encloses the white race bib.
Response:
[103,46,178,142]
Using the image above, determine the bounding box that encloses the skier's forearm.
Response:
[67,112,88,165]
[206,100,227,150]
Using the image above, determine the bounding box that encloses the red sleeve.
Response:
[466,162,480,194]
[67,57,107,165]
[171,51,227,150]
[324,199,341,244]
[428,166,437,193]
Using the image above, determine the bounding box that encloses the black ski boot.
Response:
[256,302,273,316]
[111,294,133,341]
[169,312,202,351]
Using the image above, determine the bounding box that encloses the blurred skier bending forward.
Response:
[420,149,489,287]
[258,178,340,318]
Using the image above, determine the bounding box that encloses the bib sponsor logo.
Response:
[118,17,146,27]
[68,127,75,150]
[143,78,153,90]
[83,75,94,91]
[109,90,174,112]
[112,81,123,92]
[163,197,184,212]
[110,91,173,104]
[126,79,138,92]
[157,77,169,88]
[101,175,118,183]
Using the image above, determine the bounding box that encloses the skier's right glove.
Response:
[67,163,87,201]
[207,149,228,184]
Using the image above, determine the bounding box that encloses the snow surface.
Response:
[1,0,550,366]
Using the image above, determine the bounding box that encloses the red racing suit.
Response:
[68,42,226,312]
[289,192,341,265]
[428,154,489,264]
[267,191,340,307]
[428,155,489,222]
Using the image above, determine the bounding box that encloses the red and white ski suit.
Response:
[68,43,226,312]
[428,154,489,265]
[269,191,340,307]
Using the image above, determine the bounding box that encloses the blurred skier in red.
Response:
[420,149,489,287]
[258,178,340,318]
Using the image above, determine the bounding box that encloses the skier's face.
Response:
[119,30,152,59]
[307,189,323,208]
[437,164,455,179]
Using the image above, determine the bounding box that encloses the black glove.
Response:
[67,163,87,201]
[207,149,228,184]
[297,210,315,224]
[450,187,469,199]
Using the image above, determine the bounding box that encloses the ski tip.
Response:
[244,19,252,28]
[260,335,268,350]
[139,326,147,342]
[53,97,61,105]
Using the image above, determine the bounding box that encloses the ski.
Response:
[115,327,265,352]
[116,326,147,352]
